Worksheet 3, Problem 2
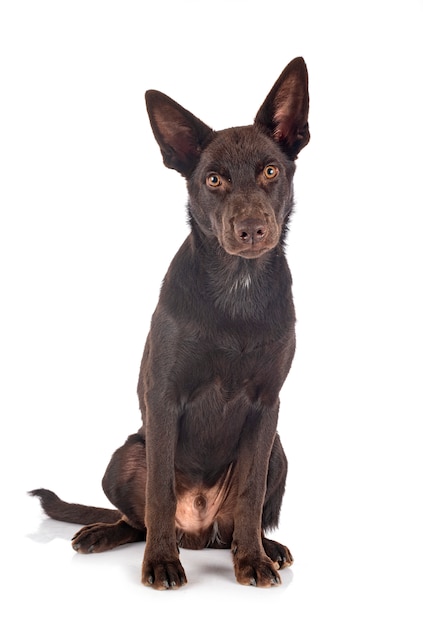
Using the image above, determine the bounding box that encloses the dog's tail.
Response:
[29,488,121,525]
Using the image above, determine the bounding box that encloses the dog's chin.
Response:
[225,244,274,259]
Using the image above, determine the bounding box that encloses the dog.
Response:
[31,56,310,589]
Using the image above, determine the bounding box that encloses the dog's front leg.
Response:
[232,405,282,587]
[141,395,186,590]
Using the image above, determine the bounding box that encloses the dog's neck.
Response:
[189,223,290,321]
[230,272,252,292]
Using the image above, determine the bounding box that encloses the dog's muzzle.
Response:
[221,213,281,258]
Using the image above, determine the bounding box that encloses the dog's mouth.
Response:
[229,244,273,259]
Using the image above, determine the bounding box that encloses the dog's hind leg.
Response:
[262,537,293,570]
[31,432,148,554]
[101,431,147,526]
[73,431,149,554]
[72,518,145,553]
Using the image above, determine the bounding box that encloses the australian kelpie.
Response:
[31,57,310,589]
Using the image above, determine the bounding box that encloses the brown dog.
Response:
[31,57,310,589]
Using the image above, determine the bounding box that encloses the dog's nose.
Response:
[235,218,268,245]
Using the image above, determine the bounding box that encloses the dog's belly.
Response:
[174,464,235,549]
[175,486,223,534]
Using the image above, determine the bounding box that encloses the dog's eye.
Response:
[207,173,222,188]
[263,165,279,180]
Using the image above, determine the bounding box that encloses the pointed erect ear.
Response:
[145,90,215,177]
[254,57,310,160]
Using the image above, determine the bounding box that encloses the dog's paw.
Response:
[142,556,187,590]
[262,537,294,570]
[233,553,281,587]
[72,519,144,553]
[232,542,283,587]
[71,522,121,553]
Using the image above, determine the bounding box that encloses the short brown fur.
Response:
[31,57,310,589]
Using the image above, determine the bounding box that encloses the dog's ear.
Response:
[254,57,310,160]
[145,91,215,177]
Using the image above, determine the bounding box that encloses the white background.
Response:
[1,0,422,623]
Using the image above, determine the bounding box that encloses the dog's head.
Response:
[145,57,309,259]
